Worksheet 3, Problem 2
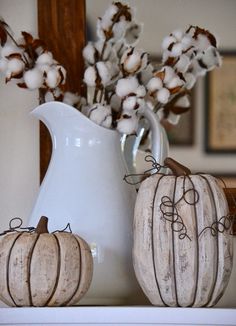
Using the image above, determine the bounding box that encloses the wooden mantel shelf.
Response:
[0,306,236,326]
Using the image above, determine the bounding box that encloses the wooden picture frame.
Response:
[205,51,236,153]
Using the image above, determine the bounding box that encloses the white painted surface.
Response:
[0,307,236,326]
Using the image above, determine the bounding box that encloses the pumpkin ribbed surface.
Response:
[133,173,233,307]
[0,232,93,307]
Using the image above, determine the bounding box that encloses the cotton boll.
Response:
[102,114,112,128]
[100,4,118,30]
[195,34,211,52]
[123,96,137,111]
[121,48,148,74]
[44,90,55,102]
[105,61,120,82]
[166,112,181,125]
[45,68,60,88]
[36,52,54,66]
[96,61,111,86]
[156,88,170,104]
[121,49,141,72]
[172,29,184,41]
[161,35,176,50]
[175,94,191,108]
[112,19,130,42]
[96,19,106,40]
[171,43,183,57]
[89,104,112,129]
[175,54,191,73]
[124,22,142,46]
[95,40,116,61]
[24,68,44,90]
[84,66,97,87]
[63,92,81,106]
[116,76,139,98]
[136,85,146,97]
[7,57,25,74]
[116,112,139,135]
[184,72,197,89]
[201,46,222,70]
[190,59,207,77]
[1,42,21,57]
[166,76,183,89]
[162,66,176,84]
[83,42,96,65]
[181,34,193,50]
[45,65,66,89]
[147,77,162,92]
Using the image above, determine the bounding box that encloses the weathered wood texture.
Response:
[224,188,236,234]
[0,232,93,307]
[133,174,233,307]
[38,0,86,181]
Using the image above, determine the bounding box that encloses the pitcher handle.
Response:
[121,105,169,175]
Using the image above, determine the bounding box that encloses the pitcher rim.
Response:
[31,101,121,137]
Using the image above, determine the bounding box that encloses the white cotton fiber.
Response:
[171,43,183,57]
[167,76,183,89]
[1,42,21,57]
[201,46,222,70]
[157,88,170,104]
[147,77,162,92]
[84,66,97,87]
[45,68,60,88]
[172,29,184,41]
[89,104,112,128]
[136,85,146,97]
[116,76,139,98]
[175,54,190,73]
[175,94,190,108]
[163,66,176,84]
[116,113,139,135]
[83,43,96,64]
[123,96,137,111]
[7,57,24,74]
[184,72,197,89]
[166,111,181,125]
[194,34,211,52]
[96,61,111,85]
[161,35,175,50]
[36,52,54,66]
[63,92,80,106]
[24,68,43,89]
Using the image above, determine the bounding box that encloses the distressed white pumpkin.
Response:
[133,159,233,307]
[0,217,93,307]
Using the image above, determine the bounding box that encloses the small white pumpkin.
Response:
[133,157,233,307]
[0,216,93,307]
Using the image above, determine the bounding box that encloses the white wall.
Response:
[0,0,235,308]
[0,0,39,232]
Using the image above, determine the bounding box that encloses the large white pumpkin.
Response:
[133,158,233,307]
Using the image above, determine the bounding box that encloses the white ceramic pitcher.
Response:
[28,101,168,305]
